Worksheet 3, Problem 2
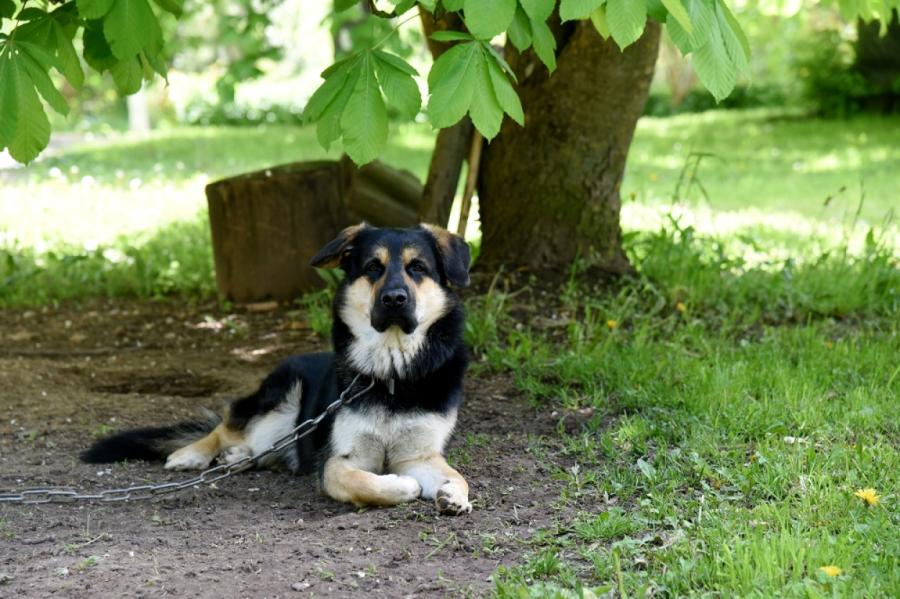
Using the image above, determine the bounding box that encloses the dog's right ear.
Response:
[310,223,368,269]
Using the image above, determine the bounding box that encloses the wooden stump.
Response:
[206,158,422,302]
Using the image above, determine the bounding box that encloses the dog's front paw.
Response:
[165,448,212,471]
[435,484,472,516]
[220,445,253,466]
[386,474,422,503]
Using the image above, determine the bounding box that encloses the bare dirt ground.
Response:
[0,299,571,598]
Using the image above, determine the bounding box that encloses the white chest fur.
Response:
[330,406,457,471]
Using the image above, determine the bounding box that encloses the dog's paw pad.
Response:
[435,488,472,516]
[164,449,211,471]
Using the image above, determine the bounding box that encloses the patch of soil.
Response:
[90,372,225,397]
[0,299,572,597]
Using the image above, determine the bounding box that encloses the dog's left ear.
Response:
[421,224,471,288]
[310,223,368,269]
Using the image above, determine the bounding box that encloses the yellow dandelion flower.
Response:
[649,173,658,182]
[676,302,687,313]
[819,565,842,577]
[606,319,618,330]
[825,341,834,349]
[854,488,880,506]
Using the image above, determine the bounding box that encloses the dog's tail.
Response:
[80,412,219,463]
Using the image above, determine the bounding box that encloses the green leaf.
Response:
[645,0,667,22]
[317,65,359,150]
[16,40,61,72]
[393,0,417,14]
[519,0,555,23]
[104,0,157,60]
[53,20,84,89]
[152,0,183,17]
[427,41,479,128]
[340,53,388,165]
[443,0,464,10]
[463,0,516,39]
[417,0,437,12]
[560,0,604,22]
[17,42,69,115]
[486,54,524,126]
[17,7,48,21]
[715,0,750,68]
[83,20,118,72]
[335,0,358,12]
[76,0,114,19]
[530,16,557,72]
[666,0,713,53]
[0,44,51,163]
[110,56,143,94]
[15,16,55,54]
[373,52,421,119]
[660,0,692,33]
[590,5,611,38]
[0,0,15,19]
[141,47,168,80]
[468,49,503,140]
[304,58,356,123]
[692,15,735,101]
[484,43,517,81]
[430,30,474,42]
[321,54,356,78]
[605,0,647,49]
[507,6,533,51]
[373,49,418,77]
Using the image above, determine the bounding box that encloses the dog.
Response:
[82,223,473,515]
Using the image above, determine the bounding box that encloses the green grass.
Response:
[0,122,432,305]
[3,110,898,307]
[624,109,900,223]
[0,110,898,596]
[480,225,898,598]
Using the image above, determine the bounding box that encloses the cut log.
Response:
[206,158,423,302]
[342,156,421,225]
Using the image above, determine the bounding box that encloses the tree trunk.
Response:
[478,21,661,274]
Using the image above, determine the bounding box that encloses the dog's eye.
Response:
[407,261,427,274]
[365,261,383,274]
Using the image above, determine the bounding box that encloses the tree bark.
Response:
[478,21,661,274]
[206,159,421,301]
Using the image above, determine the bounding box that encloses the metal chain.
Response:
[0,374,374,505]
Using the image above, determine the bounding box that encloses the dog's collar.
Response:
[387,377,395,395]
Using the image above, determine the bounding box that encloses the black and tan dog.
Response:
[82,223,473,515]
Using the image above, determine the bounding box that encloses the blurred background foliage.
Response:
[45,0,900,134]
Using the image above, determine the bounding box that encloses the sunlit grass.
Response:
[1,109,898,306]
[0,122,434,247]
[625,109,900,226]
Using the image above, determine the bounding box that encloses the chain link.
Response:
[0,374,373,505]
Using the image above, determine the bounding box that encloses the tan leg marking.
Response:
[322,455,421,507]
[391,454,471,516]
[164,423,245,471]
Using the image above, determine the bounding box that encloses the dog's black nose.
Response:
[381,288,408,308]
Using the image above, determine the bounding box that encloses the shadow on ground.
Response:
[0,300,568,597]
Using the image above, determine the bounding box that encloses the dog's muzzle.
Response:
[371,286,417,334]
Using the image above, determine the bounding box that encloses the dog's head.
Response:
[310,223,470,379]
